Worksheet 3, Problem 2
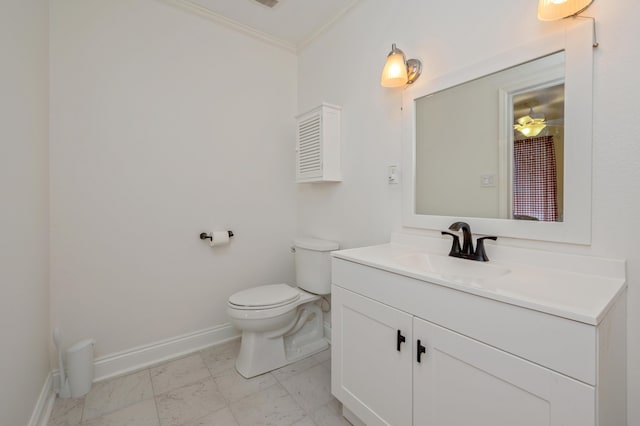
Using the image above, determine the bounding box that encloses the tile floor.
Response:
[48,339,350,426]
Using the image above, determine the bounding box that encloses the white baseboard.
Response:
[28,372,55,426]
[342,405,367,426]
[93,323,240,382]
[52,323,239,387]
[51,319,327,389]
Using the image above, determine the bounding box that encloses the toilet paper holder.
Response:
[199,231,234,241]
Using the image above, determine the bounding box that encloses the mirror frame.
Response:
[402,20,594,244]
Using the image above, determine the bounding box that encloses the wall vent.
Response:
[297,114,322,176]
[254,0,279,8]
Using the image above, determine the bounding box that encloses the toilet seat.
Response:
[228,284,300,310]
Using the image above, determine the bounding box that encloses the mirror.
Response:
[415,52,565,222]
[403,21,594,244]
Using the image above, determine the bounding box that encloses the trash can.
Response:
[66,339,96,398]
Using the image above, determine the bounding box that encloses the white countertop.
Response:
[332,241,626,325]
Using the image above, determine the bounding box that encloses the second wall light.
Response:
[380,43,422,88]
[537,0,593,21]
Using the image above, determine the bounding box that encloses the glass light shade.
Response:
[381,52,409,87]
[514,115,547,137]
[538,0,594,21]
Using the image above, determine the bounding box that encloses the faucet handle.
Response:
[441,231,462,257]
[474,236,497,262]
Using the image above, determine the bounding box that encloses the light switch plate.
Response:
[480,174,496,187]
[388,165,400,184]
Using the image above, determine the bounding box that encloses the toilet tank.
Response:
[294,237,339,295]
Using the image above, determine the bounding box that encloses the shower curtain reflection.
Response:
[513,135,559,221]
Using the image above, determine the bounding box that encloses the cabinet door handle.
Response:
[417,339,427,363]
[397,330,406,352]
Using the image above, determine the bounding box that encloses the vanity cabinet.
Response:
[333,286,413,425]
[413,314,593,426]
[331,255,626,426]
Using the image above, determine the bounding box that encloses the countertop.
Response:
[332,241,627,325]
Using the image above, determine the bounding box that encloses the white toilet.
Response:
[227,237,339,378]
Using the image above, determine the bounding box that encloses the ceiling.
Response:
[513,84,565,123]
[182,0,360,51]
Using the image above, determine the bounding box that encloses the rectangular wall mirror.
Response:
[403,21,594,243]
[416,51,565,222]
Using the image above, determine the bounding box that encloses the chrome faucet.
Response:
[441,221,497,262]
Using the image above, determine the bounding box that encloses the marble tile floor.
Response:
[48,340,351,426]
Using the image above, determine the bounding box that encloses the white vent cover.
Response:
[297,113,322,176]
[295,103,342,183]
[254,0,279,8]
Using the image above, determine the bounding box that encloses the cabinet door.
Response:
[332,286,413,426]
[413,317,595,426]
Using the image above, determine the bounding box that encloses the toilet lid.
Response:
[229,284,300,309]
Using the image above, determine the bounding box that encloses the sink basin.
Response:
[395,253,510,283]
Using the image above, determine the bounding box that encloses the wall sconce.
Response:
[537,0,593,21]
[380,43,422,88]
[538,0,598,47]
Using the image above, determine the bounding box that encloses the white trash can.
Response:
[66,339,96,398]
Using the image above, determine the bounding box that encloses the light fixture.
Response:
[380,43,422,88]
[538,0,598,47]
[514,107,547,137]
[537,0,593,21]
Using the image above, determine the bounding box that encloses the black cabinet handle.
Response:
[397,330,406,352]
[417,339,426,363]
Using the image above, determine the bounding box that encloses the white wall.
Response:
[0,0,51,424]
[50,0,298,357]
[298,0,640,423]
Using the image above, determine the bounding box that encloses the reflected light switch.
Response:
[481,174,496,187]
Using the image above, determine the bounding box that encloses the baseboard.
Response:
[94,323,240,382]
[52,320,324,388]
[52,323,239,387]
[28,372,55,426]
[342,405,367,426]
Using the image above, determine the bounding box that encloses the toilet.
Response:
[227,237,339,378]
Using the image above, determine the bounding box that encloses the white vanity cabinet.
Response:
[332,286,413,425]
[331,250,627,426]
[412,315,593,426]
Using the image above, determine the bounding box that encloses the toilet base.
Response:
[235,303,328,378]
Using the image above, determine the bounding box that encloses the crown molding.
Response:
[157,0,298,53]
[297,0,360,51]
[156,0,360,53]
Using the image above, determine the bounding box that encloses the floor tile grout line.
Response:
[79,397,86,426]
[183,403,235,426]
[228,404,242,426]
[150,394,162,426]
[227,381,307,426]
[272,358,322,385]
[150,353,214,397]
[146,368,163,426]
[197,350,215,383]
[81,369,155,423]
